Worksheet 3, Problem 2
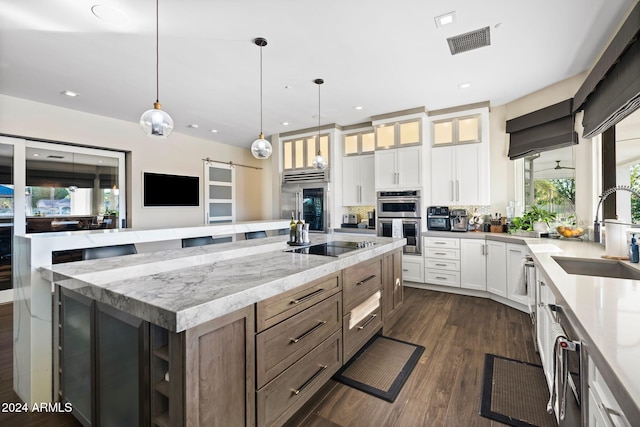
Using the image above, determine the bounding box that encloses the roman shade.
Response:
[574,1,640,138]
[506,99,578,160]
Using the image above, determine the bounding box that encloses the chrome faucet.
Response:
[593,185,640,243]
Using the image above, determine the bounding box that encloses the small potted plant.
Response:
[526,206,556,233]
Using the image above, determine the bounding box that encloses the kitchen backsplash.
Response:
[343,206,375,222]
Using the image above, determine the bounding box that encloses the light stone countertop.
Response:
[426,229,640,421]
[40,234,405,333]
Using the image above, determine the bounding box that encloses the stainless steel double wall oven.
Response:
[377,190,421,255]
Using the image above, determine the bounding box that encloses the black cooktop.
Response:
[285,241,375,257]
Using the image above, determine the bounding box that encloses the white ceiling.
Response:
[0,0,636,150]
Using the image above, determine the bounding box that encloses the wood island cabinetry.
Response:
[55,243,404,427]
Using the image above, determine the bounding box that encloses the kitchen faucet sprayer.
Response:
[593,185,640,243]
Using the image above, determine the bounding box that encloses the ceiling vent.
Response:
[447,26,491,55]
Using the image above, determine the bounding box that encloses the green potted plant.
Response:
[526,206,556,232]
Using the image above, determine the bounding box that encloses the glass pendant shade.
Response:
[140,102,174,138]
[251,133,272,159]
[312,150,328,170]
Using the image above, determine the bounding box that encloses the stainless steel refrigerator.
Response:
[281,182,329,232]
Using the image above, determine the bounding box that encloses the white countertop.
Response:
[40,234,405,333]
[525,238,640,421]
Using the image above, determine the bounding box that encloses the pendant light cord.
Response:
[259,44,263,134]
[155,0,160,103]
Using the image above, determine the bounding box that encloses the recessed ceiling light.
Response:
[210,129,218,133]
[61,90,79,97]
[458,82,472,89]
[284,85,292,89]
[187,124,199,128]
[32,153,40,157]
[91,5,128,25]
[434,11,456,28]
[97,160,103,164]
[281,122,290,126]
[354,106,363,110]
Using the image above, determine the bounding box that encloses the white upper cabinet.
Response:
[429,107,490,205]
[343,155,375,206]
[283,134,330,171]
[344,130,375,156]
[374,146,422,190]
[375,119,421,150]
[372,112,425,191]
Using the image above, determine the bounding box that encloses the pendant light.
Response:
[139,0,174,138]
[251,37,273,159]
[68,153,77,192]
[312,78,328,170]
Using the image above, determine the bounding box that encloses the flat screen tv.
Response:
[144,172,199,207]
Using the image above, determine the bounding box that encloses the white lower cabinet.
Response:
[486,240,507,297]
[536,271,556,389]
[424,237,460,288]
[506,243,528,306]
[460,239,486,290]
[401,256,424,283]
[588,354,632,427]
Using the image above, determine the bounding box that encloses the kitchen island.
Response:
[40,233,406,426]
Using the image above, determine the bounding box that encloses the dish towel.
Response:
[547,321,567,418]
[349,291,381,329]
[391,218,403,238]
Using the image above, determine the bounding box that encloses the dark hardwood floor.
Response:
[1,287,538,427]
[286,287,540,427]
[0,303,81,427]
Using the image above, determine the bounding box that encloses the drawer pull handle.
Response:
[435,276,448,280]
[435,242,446,245]
[290,288,324,305]
[292,365,327,395]
[358,313,378,330]
[435,263,447,267]
[290,321,327,344]
[434,252,446,255]
[356,275,377,286]
[402,269,409,272]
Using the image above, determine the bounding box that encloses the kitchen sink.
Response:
[552,256,640,280]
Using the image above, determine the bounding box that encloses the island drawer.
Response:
[256,271,342,331]
[343,258,382,312]
[257,330,342,427]
[343,303,382,362]
[256,292,342,388]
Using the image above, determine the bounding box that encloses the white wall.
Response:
[0,94,273,228]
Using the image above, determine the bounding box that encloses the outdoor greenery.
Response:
[533,178,575,220]
[631,163,640,223]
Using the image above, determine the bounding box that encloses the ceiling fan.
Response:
[553,160,575,170]
[538,160,575,172]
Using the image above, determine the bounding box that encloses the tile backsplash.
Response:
[343,206,375,223]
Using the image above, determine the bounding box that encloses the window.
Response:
[613,109,640,222]
[522,146,575,224]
